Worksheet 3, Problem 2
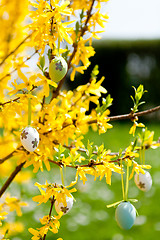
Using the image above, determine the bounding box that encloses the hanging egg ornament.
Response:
[20,126,39,152]
[115,201,136,230]
[55,195,73,215]
[49,55,68,82]
[134,170,152,192]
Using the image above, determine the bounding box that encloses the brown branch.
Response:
[42,197,55,240]
[42,105,160,136]
[0,97,20,107]
[109,105,160,121]
[134,105,160,118]
[68,0,95,69]
[48,154,135,170]
[87,105,160,124]
[0,85,37,107]
[0,150,16,164]
[0,162,25,198]
[0,34,32,67]
[67,43,78,70]
[80,0,95,37]
[0,146,23,164]
[49,138,160,169]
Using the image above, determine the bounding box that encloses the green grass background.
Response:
[10,122,160,239]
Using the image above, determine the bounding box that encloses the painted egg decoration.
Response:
[115,201,136,230]
[20,126,39,152]
[49,55,68,82]
[55,195,73,215]
[134,170,152,192]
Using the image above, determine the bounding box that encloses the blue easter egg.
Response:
[115,202,136,230]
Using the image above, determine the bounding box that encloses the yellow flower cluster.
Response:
[0,0,30,100]
[32,181,76,205]
[29,181,76,239]
[29,0,73,53]
[0,0,159,239]
[1,69,113,173]
[29,212,62,239]
[0,194,27,237]
[0,0,29,60]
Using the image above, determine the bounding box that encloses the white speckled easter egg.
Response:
[49,56,68,82]
[115,201,136,230]
[20,126,39,152]
[134,170,152,192]
[55,195,73,215]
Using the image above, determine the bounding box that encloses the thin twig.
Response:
[42,197,55,240]
[0,146,22,164]
[0,85,37,107]
[0,162,25,197]
[80,0,95,37]
[0,97,20,107]
[87,105,160,124]
[1,104,160,165]
[43,105,160,136]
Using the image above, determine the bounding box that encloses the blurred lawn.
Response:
[14,122,160,240]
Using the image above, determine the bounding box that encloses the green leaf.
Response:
[47,48,53,60]
[86,140,94,159]
[96,94,113,115]
[104,94,113,108]
[40,56,45,69]
[118,148,123,158]
[37,64,42,71]
[62,46,70,61]
[91,65,99,79]
[75,21,80,36]
[80,9,85,22]
[130,95,135,105]
[131,137,138,151]
[138,101,145,106]
[131,84,147,113]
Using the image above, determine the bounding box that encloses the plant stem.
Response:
[60,167,65,186]
[58,33,60,55]
[125,163,130,201]
[120,159,125,201]
[142,146,145,165]
[139,149,142,165]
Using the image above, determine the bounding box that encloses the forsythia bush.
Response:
[0,0,160,239]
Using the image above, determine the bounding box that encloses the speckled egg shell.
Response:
[55,195,73,215]
[20,126,39,152]
[134,170,152,192]
[49,56,68,82]
[115,202,136,230]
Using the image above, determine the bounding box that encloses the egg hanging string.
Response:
[125,162,130,201]
[28,94,32,126]
[60,167,65,186]
[139,128,146,165]
[57,32,60,56]
[120,158,125,201]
